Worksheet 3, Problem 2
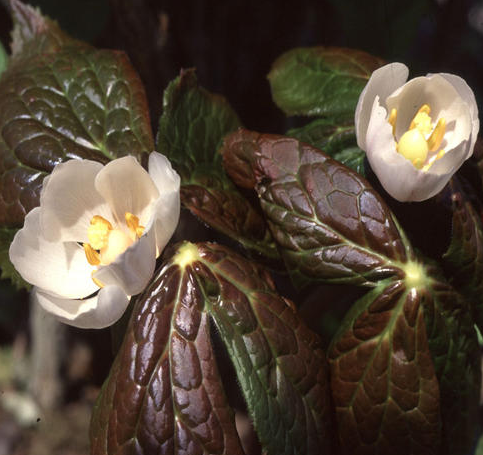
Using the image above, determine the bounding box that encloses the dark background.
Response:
[1,0,482,134]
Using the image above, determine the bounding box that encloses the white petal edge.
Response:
[34,285,129,329]
[355,62,408,151]
[438,73,480,157]
[9,207,98,298]
[92,223,156,296]
[95,155,160,227]
[148,151,181,195]
[146,188,181,256]
[39,159,112,243]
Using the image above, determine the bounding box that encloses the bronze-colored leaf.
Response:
[221,129,411,286]
[90,255,244,455]
[328,278,441,455]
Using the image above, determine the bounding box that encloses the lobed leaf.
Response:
[268,46,384,119]
[443,177,483,331]
[157,70,278,259]
[221,129,411,287]
[0,2,154,228]
[194,242,332,455]
[328,277,441,455]
[90,249,244,455]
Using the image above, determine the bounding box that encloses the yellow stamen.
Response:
[388,108,397,136]
[396,129,428,165]
[88,215,113,250]
[91,272,104,288]
[83,243,100,266]
[427,118,446,152]
[436,149,446,160]
[125,212,145,238]
[99,229,133,265]
[409,104,431,129]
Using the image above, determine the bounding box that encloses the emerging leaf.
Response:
[268,46,384,119]
[221,129,411,287]
[157,70,279,259]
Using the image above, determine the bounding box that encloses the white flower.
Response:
[9,152,180,329]
[355,63,479,201]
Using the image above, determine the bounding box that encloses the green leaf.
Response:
[286,116,366,176]
[0,8,154,228]
[91,245,244,455]
[422,267,480,455]
[332,146,366,176]
[268,46,384,119]
[0,42,8,77]
[443,177,483,331]
[157,70,279,260]
[328,264,480,455]
[195,242,332,455]
[287,118,357,155]
[0,227,29,289]
[328,277,442,454]
[91,242,332,454]
[221,129,411,287]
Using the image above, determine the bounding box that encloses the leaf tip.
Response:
[173,241,200,269]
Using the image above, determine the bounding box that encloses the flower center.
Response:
[388,104,447,171]
[83,213,145,269]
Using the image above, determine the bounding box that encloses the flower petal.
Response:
[355,62,408,150]
[95,155,160,227]
[39,159,112,243]
[9,208,98,298]
[92,224,156,296]
[438,73,479,156]
[34,285,129,329]
[148,151,181,195]
[365,97,444,201]
[147,191,180,257]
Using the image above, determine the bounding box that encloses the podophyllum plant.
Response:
[1,1,482,455]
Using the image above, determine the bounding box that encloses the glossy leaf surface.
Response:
[443,178,483,331]
[91,242,331,455]
[90,250,244,455]
[329,277,441,455]
[221,129,410,286]
[157,70,278,259]
[329,265,480,455]
[195,242,331,455]
[268,46,384,119]
[0,2,154,227]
